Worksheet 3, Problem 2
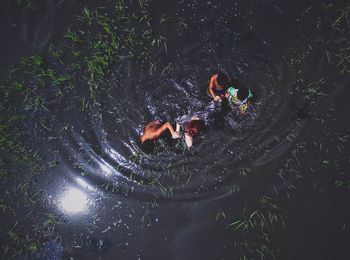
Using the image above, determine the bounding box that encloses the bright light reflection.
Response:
[98,158,114,176]
[75,177,96,191]
[59,188,88,214]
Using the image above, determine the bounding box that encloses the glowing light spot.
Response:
[59,188,88,213]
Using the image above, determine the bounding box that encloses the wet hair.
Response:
[231,77,241,88]
[237,87,249,101]
[185,120,204,137]
[140,139,155,154]
[217,72,229,86]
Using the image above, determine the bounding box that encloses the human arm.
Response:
[175,123,181,136]
[184,133,193,148]
[209,74,220,100]
[141,122,179,143]
[164,122,180,139]
[225,86,235,101]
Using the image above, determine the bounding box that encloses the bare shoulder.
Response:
[211,74,218,80]
[145,121,162,130]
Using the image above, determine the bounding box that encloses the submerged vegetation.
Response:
[320,3,350,75]
[229,196,285,260]
[1,0,171,176]
[0,0,349,259]
[227,2,350,259]
[0,0,174,257]
[317,2,350,189]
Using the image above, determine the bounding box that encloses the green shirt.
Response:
[227,87,253,106]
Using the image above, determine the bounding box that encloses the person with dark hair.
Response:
[140,101,220,150]
[175,116,204,148]
[140,121,179,145]
[140,118,203,150]
[225,86,254,115]
[175,101,220,147]
[209,72,233,101]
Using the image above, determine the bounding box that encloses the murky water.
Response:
[1,0,349,259]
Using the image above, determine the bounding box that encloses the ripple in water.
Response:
[62,37,304,200]
[16,0,315,201]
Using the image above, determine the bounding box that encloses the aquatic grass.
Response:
[0,117,36,176]
[48,44,64,64]
[81,7,95,25]
[177,17,188,29]
[66,0,170,104]
[331,6,350,30]
[239,167,252,177]
[64,28,82,43]
[229,185,240,195]
[0,0,177,256]
[96,14,114,35]
[73,162,89,176]
[72,50,82,57]
[335,179,350,190]
[216,209,226,221]
[1,0,347,257]
[333,48,350,74]
[318,3,350,75]
[53,74,73,86]
[20,55,45,75]
[229,196,285,260]
[79,97,91,112]
[302,78,327,102]
[3,212,62,258]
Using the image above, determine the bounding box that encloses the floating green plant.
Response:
[49,44,64,64]
[229,196,285,260]
[64,28,82,43]
[81,7,95,25]
[335,179,350,190]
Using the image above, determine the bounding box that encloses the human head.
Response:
[140,139,155,153]
[231,77,241,88]
[237,87,249,101]
[217,72,229,87]
[185,119,204,138]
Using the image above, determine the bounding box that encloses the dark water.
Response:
[0,0,349,259]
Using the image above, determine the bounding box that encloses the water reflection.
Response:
[75,177,96,192]
[59,188,89,214]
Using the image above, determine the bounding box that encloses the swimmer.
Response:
[225,86,254,115]
[140,101,220,150]
[140,119,201,150]
[175,101,220,148]
[140,118,204,150]
[141,120,180,145]
[209,72,232,102]
[175,116,205,148]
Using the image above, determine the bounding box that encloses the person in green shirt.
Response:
[225,86,254,115]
